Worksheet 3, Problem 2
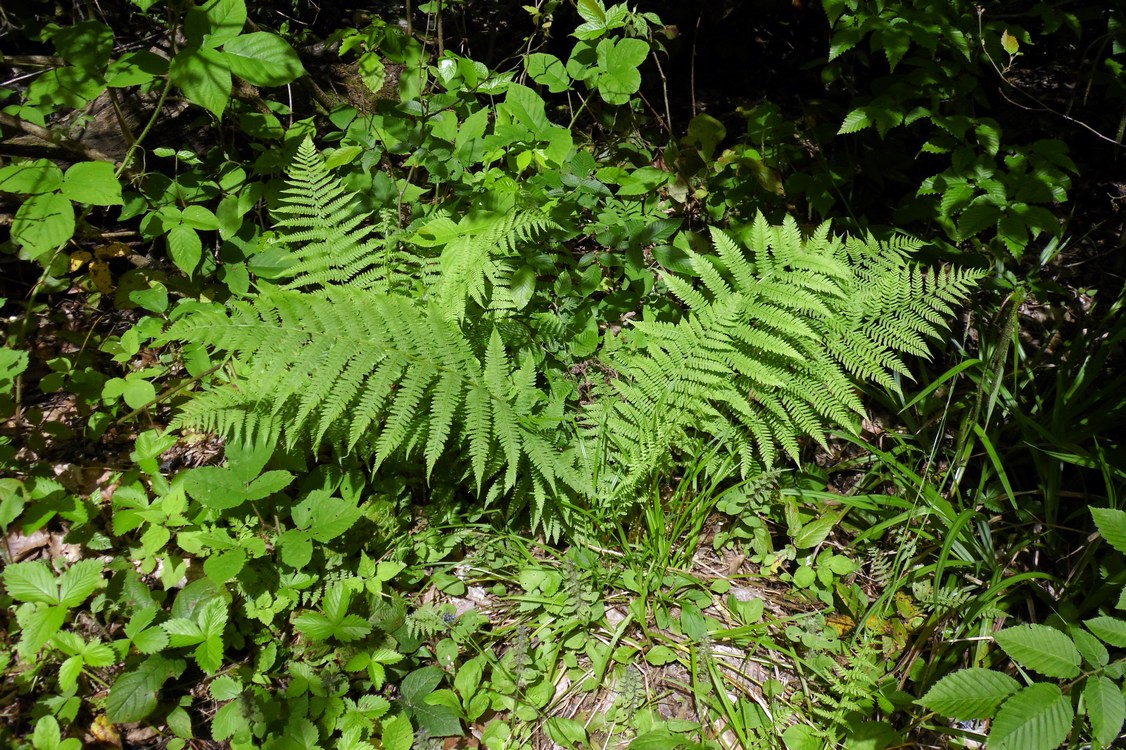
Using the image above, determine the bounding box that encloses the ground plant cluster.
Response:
[1,0,1124,748]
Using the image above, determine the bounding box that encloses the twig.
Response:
[0,113,128,172]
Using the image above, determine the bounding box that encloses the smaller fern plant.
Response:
[583,216,984,496]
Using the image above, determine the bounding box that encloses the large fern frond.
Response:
[589,214,984,491]
[165,286,570,497]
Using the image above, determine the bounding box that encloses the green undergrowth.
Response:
[3,0,1126,748]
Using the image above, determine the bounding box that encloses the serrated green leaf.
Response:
[57,559,104,607]
[1092,508,1126,556]
[182,466,245,510]
[211,699,250,741]
[838,108,871,134]
[106,659,171,723]
[380,714,414,750]
[1085,675,1125,747]
[917,668,1020,719]
[1085,616,1126,647]
[293,611,335,641]
[995,624,1080,678]
[3,561,60,604]
[1072,626,1109,668]
[334,614,373,642]
[987,683,1071,750]
[957,198,1002,240]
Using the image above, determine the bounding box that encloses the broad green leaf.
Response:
[58,654,84,692]
[1072,626,1109,668]
[454,656,484,700]
[1085,675,1125,747]
[1092,508,1126,555]
[163,617,205,646]
[181,205,220,230]
[51,21,113,69]
[182,466,245,510]
[170,48,232,117]
[987,683,1071,750]
[645,645,678,665]
[12,193,75,258]
[198,598,228,639]
[204,548,246,584]
[334,614,373,642]
[20,605,68,656]
[782,724,821,750]
[210,675,243,701]
[278,530,313,568]
[916,668,1020,719]
[957,198,1002,240]
[222,32,305,86]
[995,624,1080,678]
[412,700,463,738]
[26,67,106,111]
[0,159,63,194]
[594,37,648,105]
[121,378,156,409]
[545,717,588,747]
[61,162,122,205]
[1084,616,1126,647]
[380,714,414,750]
[838,108,872,134]
[211,699,250,741]
[500,84,553,138]
[195,634,225,674]
[1001,30,1020,55]
[358,52,387,94]
[793,513,841,549]
[106,50,169,87]
[106,657,176,723]
[308,496,362,542]
[32,716,67,750]
[167,224,203,276]
[245,470,293,500]
[57,559,104,607]
[293,612,335,641]
[204,0,247,47]
[628,730,690,750]
[526,53,571,93]
[3,561,60,604]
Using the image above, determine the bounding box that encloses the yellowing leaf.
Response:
[90,259,115,294]
[1001,30,1019,56]
[69,250,92,272]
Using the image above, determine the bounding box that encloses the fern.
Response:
[166,138,982,527]
[586,216,984,493]
[270,140,407,292]
[167,287,575,501]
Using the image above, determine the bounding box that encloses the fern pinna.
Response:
[165,138,982,524]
